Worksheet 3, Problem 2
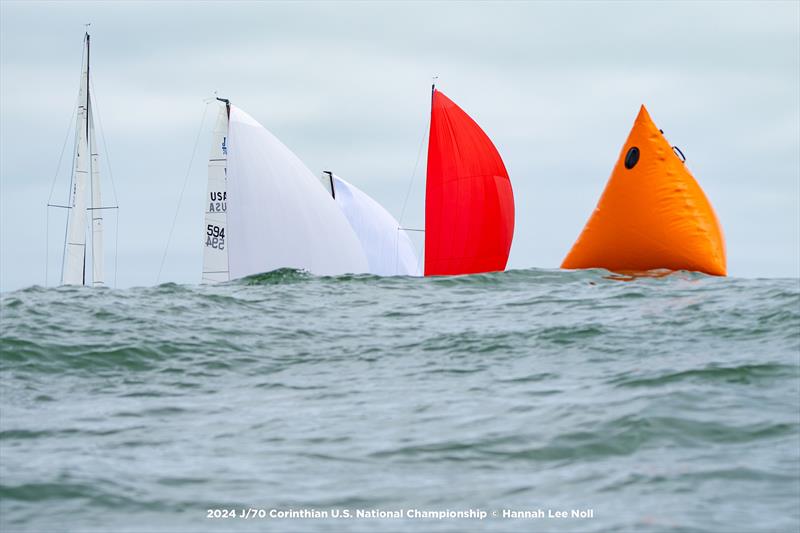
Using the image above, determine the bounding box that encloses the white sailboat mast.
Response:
[61,32,91,286]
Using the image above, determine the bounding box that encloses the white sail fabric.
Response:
[329,173,420,276]
[202,104,230,283]
[225,106,368,278]
[61,38,90,286]
[88,99,104,286]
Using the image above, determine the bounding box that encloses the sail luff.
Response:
[61,33,91,286]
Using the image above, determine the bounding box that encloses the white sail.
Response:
[61,35,90,286]
[327,173,420,276]
[202,103,230,283]
[88,99,104,286]
[225,105,368,278]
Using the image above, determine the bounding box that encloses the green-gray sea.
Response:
[1,269,799,532]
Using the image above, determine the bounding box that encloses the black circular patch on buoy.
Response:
[624,146,640,169]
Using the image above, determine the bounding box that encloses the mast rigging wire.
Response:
[47,40,86,287]
[156,100,211,284]
[45,102,78,287]
[395,96,430,275]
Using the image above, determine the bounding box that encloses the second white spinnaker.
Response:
[325,172,420,276]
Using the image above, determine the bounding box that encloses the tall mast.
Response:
[85,31,90,286]
[86,33,90,146]
[61,32,91,285]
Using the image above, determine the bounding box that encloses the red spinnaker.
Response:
[424,90,515,276]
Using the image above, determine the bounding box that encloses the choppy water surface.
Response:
[1,269,799,532]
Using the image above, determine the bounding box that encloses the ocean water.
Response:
[1,269,798,533]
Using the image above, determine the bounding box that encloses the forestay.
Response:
[225,106,368,278]
[327,172,420,276]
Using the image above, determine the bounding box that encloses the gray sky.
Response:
[1,0,798,291]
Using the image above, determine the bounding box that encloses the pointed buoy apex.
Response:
[561,106,726,276]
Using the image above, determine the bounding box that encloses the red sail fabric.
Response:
[424,90,515,276]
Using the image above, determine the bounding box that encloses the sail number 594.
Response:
[206,224,225,250]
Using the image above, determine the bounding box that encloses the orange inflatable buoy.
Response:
[561,105,726,276]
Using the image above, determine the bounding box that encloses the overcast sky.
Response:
[1,1,798,290]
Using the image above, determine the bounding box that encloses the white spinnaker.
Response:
[330,173,420,276]
[88,99,104,286]
[226,106,368,278]
[61,40,90,286]
[202,104,230,283]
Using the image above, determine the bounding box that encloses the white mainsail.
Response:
[202,102,230,282]
[326,172,420,276]
[224,105,368,278]
[61,34,91,286]
[56,32,110,287]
